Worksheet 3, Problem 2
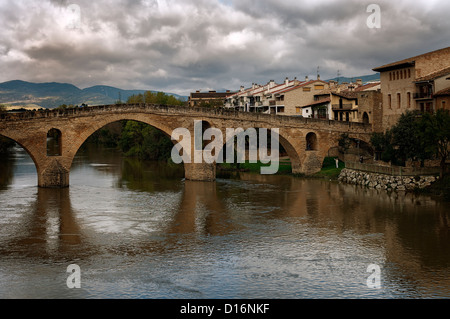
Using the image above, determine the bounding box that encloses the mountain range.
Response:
[0,80,188,109]
[0,74,380,109]
[325,73,380,84]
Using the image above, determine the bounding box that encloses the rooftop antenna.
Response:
[337,70,341,84]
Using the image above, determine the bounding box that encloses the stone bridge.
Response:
[0,104,372,188]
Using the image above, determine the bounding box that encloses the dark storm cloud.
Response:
[0,0,449,95]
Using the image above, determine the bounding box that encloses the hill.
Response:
[325,73,380,84]
[0,80,188,109]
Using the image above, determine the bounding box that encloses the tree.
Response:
[370,131,395,162]
[338,133,351,154]
[390,111,428,165]
[416,109,450,178]
[127,93,144,104]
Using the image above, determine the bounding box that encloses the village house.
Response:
[224,77,301,113]
[372,46,450,131]
[189,90,234,108]
[269,77,330,117]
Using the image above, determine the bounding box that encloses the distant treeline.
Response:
[122,91,185,106]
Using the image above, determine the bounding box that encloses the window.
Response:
[314,85,325,90]
[442,101,447,110]
[397,93,401,109]
[303,87,311,92]
[388,94,392,109]
[389,72,392,81]
[296,107,301,113]
[408,69,411,78]
[306,132,318,151]
[47,128,62,156]
[407,92,411,108]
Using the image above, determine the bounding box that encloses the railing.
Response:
[0,103,372,133]
[332,104,354,110]
[414,92,433,99]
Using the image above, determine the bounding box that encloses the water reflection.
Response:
[0,153,15,189]
[0,145,449,298]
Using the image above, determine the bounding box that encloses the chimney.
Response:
[226,90,230,93]
[240,86,245,92]
[305,76,309,82]
[356,79,363,86]
[285,77,289,85]
[269,80,275,88]
[196,90,200,93]
[317,74,321,80]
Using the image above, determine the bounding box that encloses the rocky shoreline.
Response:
[338,168,439,191]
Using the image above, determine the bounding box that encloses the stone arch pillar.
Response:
[39,158,70,188]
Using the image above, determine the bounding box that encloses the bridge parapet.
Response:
[0,103,371,133]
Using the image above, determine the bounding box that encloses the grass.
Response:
[313,157,345,179]
[217,157,345,179]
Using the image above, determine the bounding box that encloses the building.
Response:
[189,91,233,108]
[414,66,450,112]
[224,77,302,113]
[435,87,450,111]
[372,47,450,131]
[269,78,330,117]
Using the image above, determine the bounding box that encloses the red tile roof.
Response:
[354,82,381,92]
[435,87,450,96]
[301,97,331,108]
[271,80,328,95]
[415,66,450,82]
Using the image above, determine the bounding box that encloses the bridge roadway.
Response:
[0,103,372,188]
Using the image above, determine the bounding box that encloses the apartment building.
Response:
[189,90,234,108]
[372,47,450,131]
[270,78,330,117]
[224,77,302,113]
[414,66,450,112]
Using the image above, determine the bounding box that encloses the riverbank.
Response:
[217,157,449,201]
[217,156,345,180]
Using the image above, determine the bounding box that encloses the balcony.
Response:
[332,104,354,110]
[414,92,433,100]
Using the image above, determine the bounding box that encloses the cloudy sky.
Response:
[0,0,449,96]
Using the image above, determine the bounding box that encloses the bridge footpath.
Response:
[0,104,372,188]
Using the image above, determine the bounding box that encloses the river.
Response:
[0,144,449,299]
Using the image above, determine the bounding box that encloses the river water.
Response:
[0,144,448,299]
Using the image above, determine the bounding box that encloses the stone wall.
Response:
[338,168,439,191]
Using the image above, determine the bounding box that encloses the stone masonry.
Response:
[0,104,372,188]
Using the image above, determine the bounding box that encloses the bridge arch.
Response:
[306,132,318,151]
[0,133,39,187]
[47,128,62,156]
[68,115,175,168]
[217,127,303,175]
